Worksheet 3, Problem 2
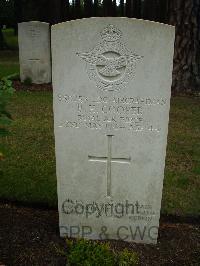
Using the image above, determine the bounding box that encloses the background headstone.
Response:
[18,21,51,84]
[52,18,175,244]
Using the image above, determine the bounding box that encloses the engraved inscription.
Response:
[88,135,131,197]
[77,25,143,91]
[27,25,42,58]
[28,26,41,39]
[28,59,40,61]
[58,94,165,133]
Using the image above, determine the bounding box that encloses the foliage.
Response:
[17,0,169,23]
[66,239,115,265]
[65,239,138,266]
[0,0,15,26]
[0,76,15,158]
[3,28,19,50]
[0,28,7,50]
[118,249,139,266]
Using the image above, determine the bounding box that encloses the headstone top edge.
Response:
[18,21,50,26]
[51,17,175,30]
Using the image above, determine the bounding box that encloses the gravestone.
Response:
[18,21,51,84]
[52,18,175,244]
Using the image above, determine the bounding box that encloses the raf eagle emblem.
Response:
[77,25,143,92]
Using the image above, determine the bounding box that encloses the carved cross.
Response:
[88,135,131,197]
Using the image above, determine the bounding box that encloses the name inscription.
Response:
[57,94,167,132]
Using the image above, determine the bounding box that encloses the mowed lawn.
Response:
[0,92,56,207]
[0,29,19,79]
[0,91,199,215]
[0,50,19,79]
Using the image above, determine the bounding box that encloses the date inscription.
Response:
[57,94,167,132]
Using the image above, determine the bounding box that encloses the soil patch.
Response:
[0,203,199,265]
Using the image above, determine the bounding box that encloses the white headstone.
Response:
[52,18,175,244]
[18,21,51,84]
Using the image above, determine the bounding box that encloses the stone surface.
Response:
[18,21,51,84]
[52,18,175,244]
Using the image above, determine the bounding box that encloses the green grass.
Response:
[3,28,19,50]
[0,92,56,207]
[0,30,19,79]
[162,97,200,216]
[0,63,19,79]
[0,92,200,215]
[0,50,19,79]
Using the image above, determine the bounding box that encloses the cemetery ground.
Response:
[1,92,200,216]
[0,35,200,264]
[0,29,19,79]
[0,77,200,266]
[0,50,19,80]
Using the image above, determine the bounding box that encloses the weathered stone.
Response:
[18,21,51,84]
[52,18,175,244]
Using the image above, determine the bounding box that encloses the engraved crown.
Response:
[101,25,122,42]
